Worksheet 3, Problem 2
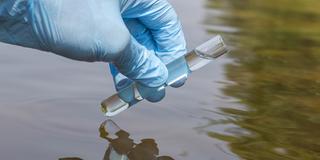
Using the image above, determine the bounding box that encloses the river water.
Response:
[0,0,319,159]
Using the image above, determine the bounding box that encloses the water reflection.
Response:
[202,0,320,159]
[60,120,174,160]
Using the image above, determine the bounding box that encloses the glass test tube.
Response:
[101,35,228,117]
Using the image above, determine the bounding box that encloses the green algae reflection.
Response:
[205,0,320,159]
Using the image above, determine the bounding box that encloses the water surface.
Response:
[1,0,319,159]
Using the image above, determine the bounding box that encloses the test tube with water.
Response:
[101,35,228,117]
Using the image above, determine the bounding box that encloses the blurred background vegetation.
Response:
[204,0,320,159]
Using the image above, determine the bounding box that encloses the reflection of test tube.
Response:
[100,120,133,160]
[101,35,228,117]
[100,120,122,139]
[100,120,174,160]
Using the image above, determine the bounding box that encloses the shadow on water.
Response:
[199,0,320,159]
[59,120,174,160]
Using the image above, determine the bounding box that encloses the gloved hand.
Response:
[109,1,189,102]
[0,0,188,102]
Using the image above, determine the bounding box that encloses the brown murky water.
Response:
[205,0,320,159]
[1,0,320,159]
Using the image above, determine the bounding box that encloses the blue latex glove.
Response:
[109,1,188,102]
[0,0,188,102]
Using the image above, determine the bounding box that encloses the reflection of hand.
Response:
[0,0,188,102]
[128,139,159,160]
[99,120,175,160]
[111,130,135,155]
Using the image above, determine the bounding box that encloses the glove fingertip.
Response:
[170,78,187,88]
[145,88,166,103]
